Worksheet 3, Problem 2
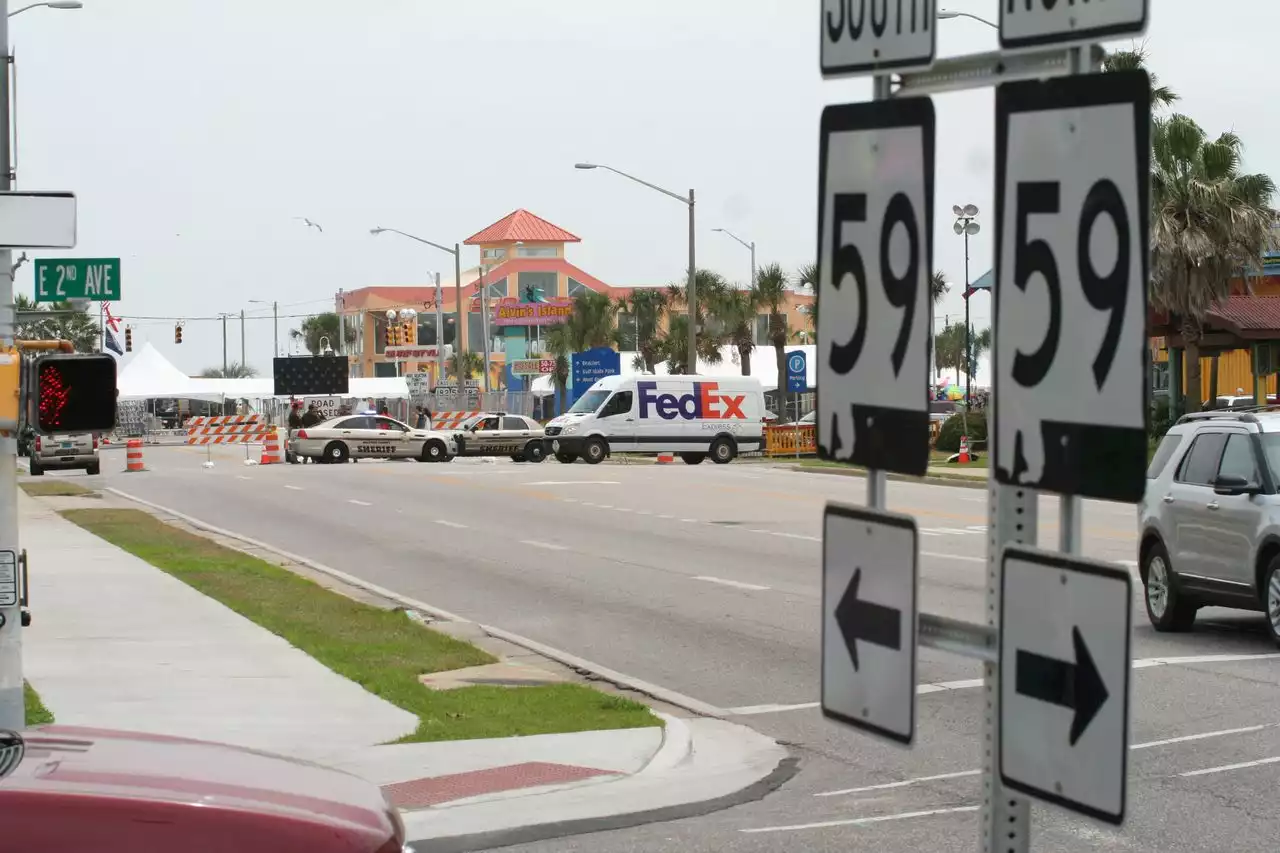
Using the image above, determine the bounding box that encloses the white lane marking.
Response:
[635,510,653,516]
[525,480,620,486]
[727,702,819,716]
[434,520,467,529]
[816,770,981,797]
[1179,756,1280,778]
[693,576,770,592]
[520,540,567,551]
[560,498,579,504]
[658,514,675,519]
[597,504,614,509]
[930,678,984,691]
[1134,724,1271,750]
[680,518,699,523]
[928,527,982,536]
[613,507,633,513]
[347,499,372,506]
[1135,653,1280,668]
[741,806,979,834]
[236,475,252,481]
[922,551,985,563]
[284,485,304,491]
[815,724,1277,798]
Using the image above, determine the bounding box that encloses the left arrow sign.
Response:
[1015,626,1108,746]
[835,566,902,671]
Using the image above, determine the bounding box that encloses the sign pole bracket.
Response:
[894,44,1104,98]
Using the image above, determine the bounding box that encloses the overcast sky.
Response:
[9,0,1272,375]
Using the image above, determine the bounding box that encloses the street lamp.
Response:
[712,228,756,292]
[249,299,278,358]
[9,1,81,16]
[937,9,997,28]
[953,204,980,405]
[370,226,463,388]
[576,162,698,374]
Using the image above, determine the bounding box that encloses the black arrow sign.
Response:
[835,567,901,671]
[1015,626,1109,746]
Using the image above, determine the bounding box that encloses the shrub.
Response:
[1148,396,1172,439]
[936,411,987,453]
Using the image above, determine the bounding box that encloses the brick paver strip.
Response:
[382,761,615,809]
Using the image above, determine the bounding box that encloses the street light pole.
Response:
[953,204,980,406]
[575,163,697,374]
[240,309,246,368]
[712,227,757,289]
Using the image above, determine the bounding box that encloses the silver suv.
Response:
[1141,411,1280,645]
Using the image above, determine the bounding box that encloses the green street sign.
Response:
[33,258,121,302]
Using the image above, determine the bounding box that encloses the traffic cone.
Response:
[958,435,970,464]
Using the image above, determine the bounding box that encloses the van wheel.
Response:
[420,440,447,463]
[524,442,546,463]
[324,441,349,464]
[583,438,607,465]
[555,452,578,464]
[680,453,705,465]
[1143,541,1196,632]
[710,437,736,464]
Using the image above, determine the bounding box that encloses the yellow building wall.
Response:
[1159,347,1278,401]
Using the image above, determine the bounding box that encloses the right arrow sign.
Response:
[1000,547,1132,825]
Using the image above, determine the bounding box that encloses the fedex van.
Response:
[543,374,766,465]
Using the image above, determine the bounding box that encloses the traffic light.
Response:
[385,322,394,348]
[174,323,183,344]
[32,353,117,435]
[125,326,133,352]
[403,320,416,345]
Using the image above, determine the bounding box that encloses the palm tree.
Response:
[446,350,483,379]
[618,288,669,373]
[797,262,818,333]
[15,295,101,353]
[201,361,257,378]
[1102,47,1178,110]
[707,280,760,376]
[1149,115,1277,412]
[290,312,353,355]
[662,269,727,374]
[752,262,792,391]
[543,290,620,409]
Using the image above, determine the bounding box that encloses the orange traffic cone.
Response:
[260,429,282,465]
[958,435,970,464]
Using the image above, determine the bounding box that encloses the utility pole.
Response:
[271,301,278,357]
[221,314,228,373]
[434,272,444,383]
[687,188,697,375]
[0,0,21,731]
[239,309,245,368]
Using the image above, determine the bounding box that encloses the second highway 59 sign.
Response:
[992,71,1150,503]
[816,98,934,477]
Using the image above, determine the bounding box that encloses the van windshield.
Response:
[568,389,611,414]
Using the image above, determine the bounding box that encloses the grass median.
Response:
[61,508,658,743]
[20,481,95,497]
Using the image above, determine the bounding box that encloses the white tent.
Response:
[116,343,220,401]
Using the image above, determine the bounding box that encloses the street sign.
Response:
[999,546,1131,825]
[822,503,918,745]
[992,71,1150,503]
[1000,0,1147,51]
[816,98,934,477]
[511,358,556,376]
[0,191,76,249]
[33,258,121,302]
[786,350,807,393]
[820,0,936,77]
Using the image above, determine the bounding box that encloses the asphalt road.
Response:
[72,445,1280,852]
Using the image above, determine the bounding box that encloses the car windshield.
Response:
[457,415,489,430]
[569,390,610,414]
[1258,434,1280,481]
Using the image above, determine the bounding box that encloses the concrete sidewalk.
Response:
[19,489,790,849]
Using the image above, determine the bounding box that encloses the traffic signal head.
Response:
[125,326,133,352]
[32,353,117,435]
[174,324,183,344]
[403,320,416,345]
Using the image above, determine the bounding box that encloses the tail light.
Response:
[92,435,99,450]
[296,430,308,440]
[34,437,41,451]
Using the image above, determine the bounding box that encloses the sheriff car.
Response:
[447,413,547,462]
[289,413,456,463]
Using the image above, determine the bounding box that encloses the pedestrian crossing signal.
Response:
[32,353,117,434]
[174,324,183,344]
[125,326,133,352]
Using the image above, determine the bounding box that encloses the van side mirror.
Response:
[1213,473,1260,496]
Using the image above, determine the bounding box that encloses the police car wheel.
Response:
[525,442,545,463]
[511,454,526,463]
[710,436,736,464]
[555,452,578,464]
[324,441,349,464]
[421,440,447,463]
[583,438,607,465]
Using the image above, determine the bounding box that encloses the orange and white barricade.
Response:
[125,439,145,472]
[185,415,270,445]
[656,452,675,464]
[431,411,481,430]
[259,428,283,465]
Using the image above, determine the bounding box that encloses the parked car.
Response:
[289,414,455,464]
[447,413,546,462]
[1140,409,1280,645]
[28,433,99,476]
[0,725,406,852]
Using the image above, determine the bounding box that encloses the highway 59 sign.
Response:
[992,71,1150,503]
[816,99,934,477]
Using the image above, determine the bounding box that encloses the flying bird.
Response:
[295,217,323,233]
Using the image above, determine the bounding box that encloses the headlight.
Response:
[562,423,579,435]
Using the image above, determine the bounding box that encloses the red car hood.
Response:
[6,725,395,835]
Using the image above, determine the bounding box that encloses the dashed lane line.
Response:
[433,519,467,529]
[693,576,771,592]
[347,499,372,507]
[520,539,567,551]
[741,806,980,834]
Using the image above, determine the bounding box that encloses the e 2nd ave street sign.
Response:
[34,258,121,302]
[816,98,934,477]
[1000,546,1131,825]
[820,0,936,77]
[992,71,1150,503]
[822,503,918,745]
[1000,0,1148,51]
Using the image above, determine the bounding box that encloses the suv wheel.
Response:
[1144,541,1196,632]
[1264,556,1280,647]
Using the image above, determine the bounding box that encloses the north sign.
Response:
[822,503,918,745]
[992,71,1150,503]
[816,98,934,476]
[1000,546,1131,825]
[1000,0,1148,51]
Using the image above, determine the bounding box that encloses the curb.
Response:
[103,487,730,720]
[643,713,693,773]
[788,464,989,490]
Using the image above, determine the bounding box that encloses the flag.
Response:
[104,327,123,356]
[103,303,120,333]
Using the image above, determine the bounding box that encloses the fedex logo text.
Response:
[638,381,747,421]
